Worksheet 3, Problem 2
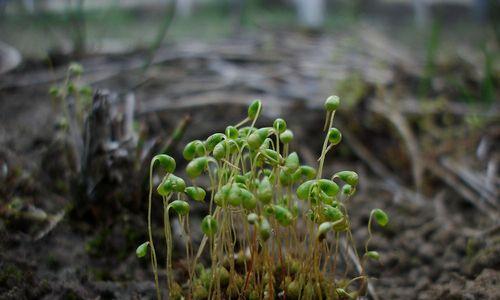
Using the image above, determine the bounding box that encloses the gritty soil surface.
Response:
[1,27,499,300]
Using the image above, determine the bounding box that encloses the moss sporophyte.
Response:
[137,97,389,299]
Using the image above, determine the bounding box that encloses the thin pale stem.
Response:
[147,161,161,300]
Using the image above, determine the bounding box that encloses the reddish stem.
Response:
[243,228,257,294]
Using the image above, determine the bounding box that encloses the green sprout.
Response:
[365,208,390,262]
[140,97,389,299]
[49,63,93,128]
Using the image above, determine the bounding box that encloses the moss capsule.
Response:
[235,174,247,184]
[67,82,77,94]
[228,184,242,207]
[273,118,287,134]
[153,154,176,173]
[372,208,389,227]
[201,215,218,237]
[195,143,206,157]
[205,133,225,152]
[257,177,273,204]
[136,241,149,258]
[263,148,282,164]
[241,188,257,210]
[225,126,238,139]
[335,170,359,186]
[365,251,380,260]
[279,169,293,186]
[327,128,342,145]
[49,86,60,98]
[263,205,275,217]
[213,140,229,160]
[318,179,340,197]
[184,186,206,202]
[297,180,316,200]
[336,288,350,298]
[157,174,186,196]
[216,266,230,287]
[186,157,208,179]
[287,280,301,299]
[79,85,93,98]
[214,184,231,206]
[300,165,317,180]
[156,183,169,196]
[342,184,355,196]
[247,128,270,150]
[324,95,340,112]
[69,62,83,76]
[323,205,343,222]
[279,129,294,144]
[247,133,261,150]
[247,213,259,224]
[317,222,333,241]
[273,205,293,226]
[168,200,190,216]
[248,99,262,120]
[284,152,300,174]
[171,175,186,192]
[183,140,202,161]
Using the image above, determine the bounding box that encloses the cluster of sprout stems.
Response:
[49,63,93,128]
[136,97,389,300]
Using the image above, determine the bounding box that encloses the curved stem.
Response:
[234,117,250,128]
[365,211,374,254]
[147,161,162,300]
[317,111,335,180]
[250,104,262,128]
[345,275,368,289]
[164,197,174,295]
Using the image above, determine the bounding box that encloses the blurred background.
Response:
[0,0,498,299]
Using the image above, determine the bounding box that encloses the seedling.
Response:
[137,97,389,299]
[49,63,93,128]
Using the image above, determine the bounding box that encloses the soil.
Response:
[0,26,499,300]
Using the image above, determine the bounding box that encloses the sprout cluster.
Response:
[139,98,389,300]
[49,63,93,128]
